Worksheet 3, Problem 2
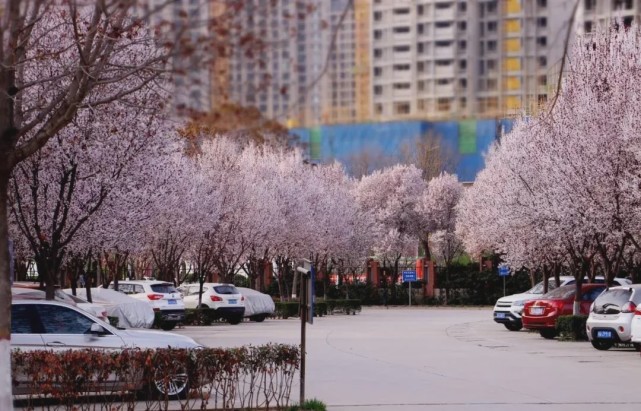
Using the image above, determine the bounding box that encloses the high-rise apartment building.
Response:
[370,0,576,121]
[576,0,641,34]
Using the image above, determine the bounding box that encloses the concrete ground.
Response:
[176,307,641,411]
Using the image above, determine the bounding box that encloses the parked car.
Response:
[179,283,245,325]
[65,287,155,328]
[522,284,606,339]
[586,284,641,350]
[12,286,108,321]
[11,298,200,398]
[108,280,185,330]
[493,276,631,331]
[237,287,275,322]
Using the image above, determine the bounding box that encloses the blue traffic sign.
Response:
[402,270,417,282]
[498,265,510,277]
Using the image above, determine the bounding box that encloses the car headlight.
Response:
[513,300,526,307]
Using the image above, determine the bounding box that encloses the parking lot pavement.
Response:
[176,307,641,411]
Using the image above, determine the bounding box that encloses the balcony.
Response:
[434,83,456,96]
[434,46,455,59]
[435,64,455,77]
[434,6,456,21]
[434,26,456,40]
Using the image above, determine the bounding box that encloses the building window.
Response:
[394,64,411,71]
[487,59,497,71]
[374,11,382,21]
[417,61,425,72]
[393,8,410,15]
[374,85,383,95]
[584,21,593,33]
[394,102,411,114]
[375,103,383,115]
[538,75,547,86]
[538,94,547,105]
[374,67,382,76]
[418,4,424,15]
[538,56,547,68]
[393,26,410,34]
[393,83,411,90]
[436,78,450,85]
[374,48,382,58]
[487,40,497,52]
[459,40,467,50]
[584,0,596,11]
[394,45,411,52]
[437,98,451,111]
[537,36,547,47]
[418,23,424,35]
[374,30,382,39]
[486,1,497,13]
[459,78,467,89]
[487,79,497,90]
[537,17,547,28]
[537,0,547,8]
[459,2,467,12]
[623,16,634,29]
[459,60,467,70]
[487,21,497,32]
[613,0,633,10]
[458,21,467,31]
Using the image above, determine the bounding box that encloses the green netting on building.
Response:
[459,120,477,154]
[310,127,322,161]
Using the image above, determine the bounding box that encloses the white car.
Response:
[180,283,245,325]
[238,287,275,322]
[11,287,108,321]
[108,280,185,330]
[493,276,631,331]
[587,285,641,350]
[11,298,200,398]
[65,287,156,329]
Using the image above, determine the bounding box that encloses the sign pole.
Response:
[409,281,412,306]
[300,273,306,406]
[503,276,506,297]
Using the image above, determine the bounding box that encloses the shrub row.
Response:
[12,344,300,410]
[273,300,362,319]
[556,315,588,341]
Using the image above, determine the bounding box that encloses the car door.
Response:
[182,285,199,309]
[11,303,46,395]
[35,304,126,350]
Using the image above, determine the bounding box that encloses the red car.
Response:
[522,284,606,339]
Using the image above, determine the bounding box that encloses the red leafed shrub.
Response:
[12,344,300,410]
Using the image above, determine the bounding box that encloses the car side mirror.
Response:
[90,323,105,335]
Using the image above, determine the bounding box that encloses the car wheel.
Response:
[160,321,177,331]
[539,329,557,339]
[151,366,189,399]
[251,314,267,323]
[634,343,641,352]
[227,315,243,325]
[591,340,613,351]
[504,323,522,331]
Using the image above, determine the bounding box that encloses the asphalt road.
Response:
[176,307,641,411]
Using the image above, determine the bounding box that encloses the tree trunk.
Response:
[0,170,15,410]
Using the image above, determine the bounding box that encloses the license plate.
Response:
[229,299,237,304]
[495,312,506,319]
[597,330,612,339]
[531,307,544,315]
[168,299,177,305]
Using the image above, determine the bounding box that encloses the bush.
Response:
[323,299,362,315]
[556,315,588,341]
[12,344,300,410]
[275,301,300,319]
[287,398,327,411]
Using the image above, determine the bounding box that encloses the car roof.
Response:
[113,280,173,285]
[603,284,641,290]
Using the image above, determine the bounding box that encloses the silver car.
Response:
[11,298,200,398]
[586,285,641,351]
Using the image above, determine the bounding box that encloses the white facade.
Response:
[370,0,576,121]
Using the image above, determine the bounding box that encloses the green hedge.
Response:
[324,299,361,315]
[273,300,361,318]
[556,315,588,341]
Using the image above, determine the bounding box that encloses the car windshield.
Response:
[214,285,239,295]
[151,283,178,294]
[528,279,559,294]
[593,289,632,314]
[541,285,574,300]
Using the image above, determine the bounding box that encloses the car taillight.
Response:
[210,295,222,302]
[147,293,163,301]
[622,302,637,314]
